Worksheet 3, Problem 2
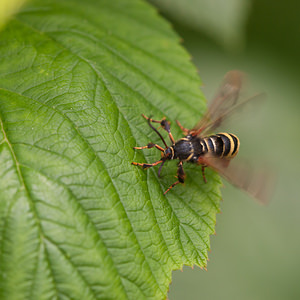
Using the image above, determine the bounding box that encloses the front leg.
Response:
[132,159,163,169]
[132,141,165,169]
[142,114,175,144]
[133,142,164,152]
[164,161,186,194]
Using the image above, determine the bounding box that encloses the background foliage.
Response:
[149,0,251,49]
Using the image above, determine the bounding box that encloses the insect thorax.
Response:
[173,135,203,162]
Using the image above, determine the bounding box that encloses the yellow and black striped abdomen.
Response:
[201,133,240,158]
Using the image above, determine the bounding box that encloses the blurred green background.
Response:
[147,0,300,299]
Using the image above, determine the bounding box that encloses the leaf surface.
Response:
[0,0,221,299]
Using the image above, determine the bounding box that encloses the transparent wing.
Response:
[191,70,264,136]
[201,155,275,204]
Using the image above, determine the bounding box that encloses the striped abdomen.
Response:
[200,133,240,158]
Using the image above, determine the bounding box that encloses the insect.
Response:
[132,70,272,203]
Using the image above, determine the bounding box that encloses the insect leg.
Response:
[176,120,189,135]
[133,143,164,152]
[132,159,163,169]
[196,156,208,183]
[164,161,186,194]
[160,119,175,144]
[142,114,164,125]
[142,114,175,144]
[202,165,207,183]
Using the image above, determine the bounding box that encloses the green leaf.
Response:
[149,0,251,50]
[0,0,221,299]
